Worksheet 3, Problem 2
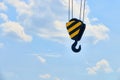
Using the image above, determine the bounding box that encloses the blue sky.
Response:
[0,0,120,80]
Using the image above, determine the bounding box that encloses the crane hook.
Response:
[71,40,81,53]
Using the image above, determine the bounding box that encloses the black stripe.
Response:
[67,21,79,30]
[69,25,80,35]
[71,24,86,41]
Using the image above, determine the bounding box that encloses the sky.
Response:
[0,0,120,80]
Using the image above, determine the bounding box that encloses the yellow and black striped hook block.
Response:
[66,18,86,53]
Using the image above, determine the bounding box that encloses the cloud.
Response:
[0,21,32,42]
[0,43,4,48]
[91,18,99,22]
[39,74,61,80]
[5,0,64,42]
[33,54,46,63]
[39,74,51,79]
[37,20,68,43]
[4,0,67,43]
[85,23,109,44]
[0,2,7,11]
[38,20,67,38]
[6,0,33,16]
[54,77,61,80]
[0,1,32,42]
[86,59,113,75]
[0,13,9,22]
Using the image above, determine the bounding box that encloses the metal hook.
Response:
[71,40,81,53]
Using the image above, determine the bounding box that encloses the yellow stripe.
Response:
[66,21,75,27]
[70,29,80,38]
[68,22,81,32]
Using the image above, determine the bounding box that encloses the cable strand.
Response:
[71,0,73,18]
[82,0,86,22]
[68,0,70,21]
[79,0,83,19]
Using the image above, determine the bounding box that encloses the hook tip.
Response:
[71,41,81,53]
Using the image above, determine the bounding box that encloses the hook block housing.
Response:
[66,18,86,42]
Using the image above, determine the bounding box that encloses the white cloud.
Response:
[6,0,65,43]
[0,13,8,22]
[0,2,7,11]
[36,55,46,63]
[86,59,113,75]
[54,77,61,80]
[33,54,46,63]
[0,1,32,42]
[0,43,4,48]
[85,23,109,44]
[39,74,61,80]
[91,18,99,22]
[0,21,32,42]
[39,74,51,79]
[6,0,33,16]
[37,20,68,43]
